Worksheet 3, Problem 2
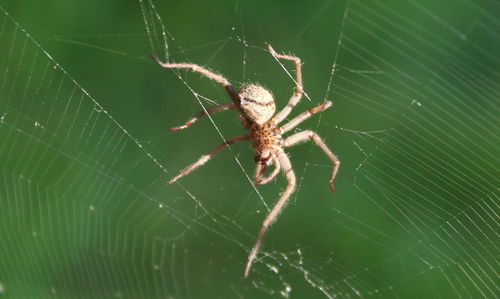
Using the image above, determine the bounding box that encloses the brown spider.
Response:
[152,45,339,277]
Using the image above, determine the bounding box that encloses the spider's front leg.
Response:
[168,103,236,131]
[284,130,339,192]
[167,134,250,184]
[254,154,281,185]
[245,151,296,277]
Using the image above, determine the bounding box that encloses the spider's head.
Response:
[238,84,276,125]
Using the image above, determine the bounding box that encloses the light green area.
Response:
[0,0,498,298]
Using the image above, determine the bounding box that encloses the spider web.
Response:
[0,0,499,298]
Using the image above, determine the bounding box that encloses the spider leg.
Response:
[255,154,281,185]
[280,101,332,134]
[268,45,303,124]
[169,103,236,131]
[167,134,250,184]
[151,55,238,100]
[245,151,296,277]
[284,130,339,192]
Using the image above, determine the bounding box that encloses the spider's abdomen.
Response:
[251,121,283,160]
[238,84,276,125]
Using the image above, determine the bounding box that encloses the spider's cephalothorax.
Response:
[152,45,340,278]
[250,121,283,164]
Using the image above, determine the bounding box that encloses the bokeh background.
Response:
[0,0,498,298]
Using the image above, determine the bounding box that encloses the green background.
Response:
[0,0,498,298]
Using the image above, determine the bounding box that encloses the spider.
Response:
[152,45,339,277]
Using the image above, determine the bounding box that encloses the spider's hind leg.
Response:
[151,55,239,101]
[268,45,304,123]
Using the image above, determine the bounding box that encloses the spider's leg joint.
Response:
[267,44,276,55]
[168,124,188,132]
[151,54,162,64]
[308,100,332,114]
[167,155,211,184]
[329,159,340,193]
